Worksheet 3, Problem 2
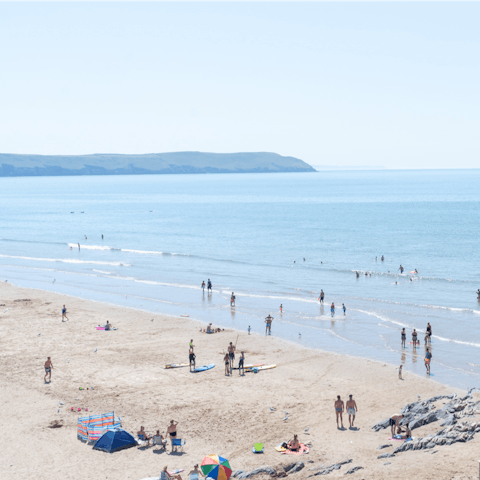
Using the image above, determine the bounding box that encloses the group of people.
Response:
[400,323,433,375]
[201,280,213,293]
[388,414,412,439]
[161,465,203,480]
[334,395,358,429]
[223,342,245,376]
[137,420,179,448]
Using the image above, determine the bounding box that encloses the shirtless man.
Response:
[189,342,196,371]
[334,395,345,428]
[62,305,69,322]
[265,315,273,335]
[401,328,406,348]
[166,420,178,448]
[228,342,236,369]
[389,414,404,437]
[346,394,358,427]
[44,357,53,383]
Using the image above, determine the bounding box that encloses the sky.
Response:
[0,2,479,169]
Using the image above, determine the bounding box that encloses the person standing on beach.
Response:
[334,396,344,428]
[166,420,178,448]
[224,353,230,376]
[425,323,432,344]
[201,281,205,292]
[412,329,418,347]
[401,328,406,348]
[44,357,53,383]
[62,305,69,322]
[248,325,251,335]
[228,342,236,369]
[319,290,324,304]
[265,315,273,335]
[346,395,357,427]
[425,348,432,375]
[330,302,335,317]
[189,341,196,371]
[238,351,245,376]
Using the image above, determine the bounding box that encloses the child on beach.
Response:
[398,365,403,379]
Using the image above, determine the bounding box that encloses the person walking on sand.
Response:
[425,348,432,375]
[228,342,236,369]
[319,290,325,304]
[201,281,205,292]
[189,342,196,371]
[398,365,403,379]
[44,357,53,383]
[265,315,273,335]
[238,351,245,376]
[412,329,418,347]
[224,353,230,376]
[346,394,357,427]
[335,395,345,428]
[248,325,251,335]
[166,420,178,448]
[401,328,406,348]
[62,305,69,322]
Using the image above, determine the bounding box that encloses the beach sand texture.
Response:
[0,283,478,480]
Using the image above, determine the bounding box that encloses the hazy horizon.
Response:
[1,3,478,169]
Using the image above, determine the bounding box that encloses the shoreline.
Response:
[1,282,479,480]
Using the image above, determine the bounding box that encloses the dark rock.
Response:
[377,453,395,459]
[376,444,392,450]
[372,418,390,432]
[343,467,363,475]
[307,460,314,464]
[440,414,456,427]
[384,463,391,465]
[284,464,296,473]
[288,462,304,474]
[235,467,275,479]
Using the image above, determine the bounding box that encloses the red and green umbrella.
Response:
[201,455,232,480]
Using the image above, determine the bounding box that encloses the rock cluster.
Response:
[233,462,304,479]
[307,459,354,477]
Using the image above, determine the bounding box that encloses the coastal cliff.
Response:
[0,152,315,177]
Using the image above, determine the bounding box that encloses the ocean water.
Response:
[1,170,479,389]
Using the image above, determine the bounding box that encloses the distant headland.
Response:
[0,152,315,177]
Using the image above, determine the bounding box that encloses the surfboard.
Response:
[191,364,215,373]
[245,364,276,372]
[164,363,189,369]
[232,363,265,370]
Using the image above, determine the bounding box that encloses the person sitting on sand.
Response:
[389,414,404,437]
[188,464,204,480]
[162,466,182,480]
[137,426,152,445]
[105,320,112,331]
[287,434,300,452]
[166,420,178,448]
[206,323,213,333]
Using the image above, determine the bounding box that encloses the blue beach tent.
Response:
[93,428,137,453]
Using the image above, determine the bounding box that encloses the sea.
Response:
[1,169,479,390]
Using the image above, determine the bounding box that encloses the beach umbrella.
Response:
[201,455,232,480]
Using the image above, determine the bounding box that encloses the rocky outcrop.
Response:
[307,459,352,477]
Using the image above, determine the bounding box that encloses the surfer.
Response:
[412,329,418,347]
[189,342,196,371]
[342,304,346,315]
[228,342,236,369]
[207,279,212,292]
[425,323,432,344]
[346,394,357,427]
[330,302,335,317]
[265,315,273,335]
[44,357,53,383]
[401,328,406,348]
[320,290,324,304]
[201,281,205,292]
[334,395,345,429]
[425,348,432,375]
[399,265,404,274]
[62,305,69,322]
[230,292,235,307]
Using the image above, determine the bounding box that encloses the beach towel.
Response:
[388,436,414,442]
[275,443,309,455]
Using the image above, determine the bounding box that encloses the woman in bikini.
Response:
[287,434,300,452]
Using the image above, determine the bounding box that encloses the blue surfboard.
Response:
[191,364,215,373]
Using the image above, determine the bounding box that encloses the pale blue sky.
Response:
[0,2,479,169]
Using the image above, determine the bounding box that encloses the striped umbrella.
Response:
[201,455,232,480]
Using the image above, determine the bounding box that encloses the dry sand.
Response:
[0,282,478,480]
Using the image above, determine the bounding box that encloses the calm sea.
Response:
[1,170,479,389]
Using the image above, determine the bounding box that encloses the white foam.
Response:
[68,243,112,251]
[0,254,129,267]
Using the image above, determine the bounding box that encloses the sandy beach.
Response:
[0,282,478,480]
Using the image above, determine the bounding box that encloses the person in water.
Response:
[280,304,283,313]
[381,255,384,261]
[425,348,432,375]
[330,302,335,317]
[399,265,404,274]
[425,323,432,344]
[265,315,273,335]
[230,292,235,307]
[207,279,212,292]
[342,304,346,315]
[401,328,406,348]
[356,271,359,278]
[334,395,345,428]
[201,281,205,292]
[320,290,324,303]
[412,329,418,346]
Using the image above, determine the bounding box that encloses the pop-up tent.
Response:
[93,428,137,453]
